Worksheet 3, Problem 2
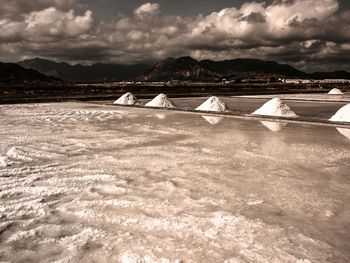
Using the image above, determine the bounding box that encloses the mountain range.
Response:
[139,56,309,81]
[1,57,349,83]
[18,58,150,82]
[0,62,59,83]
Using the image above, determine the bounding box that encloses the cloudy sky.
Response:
[1,0,350,72]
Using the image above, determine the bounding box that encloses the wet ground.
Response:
[101,92,350,120]
[0,102,350,262]
[170,97,349,119]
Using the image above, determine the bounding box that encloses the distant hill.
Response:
[16,57,350,83]
[308,70,350,80]
[0,62,59,83]
[199,58,306,79]
[138,56,220,82]
[18,58,150,82]
[138,57,309,82]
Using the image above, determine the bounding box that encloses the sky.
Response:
[0,0,350,72]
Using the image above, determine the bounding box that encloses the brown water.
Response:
[103,94,346,120]
[0,102,349,262]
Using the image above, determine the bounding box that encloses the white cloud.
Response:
[0,7,93,42]
[0,0,349,71]
[0,0,78,13]
[134,3,160,19]
[189,0,340,43]
[0,19,23,41]
[25,7,93,40]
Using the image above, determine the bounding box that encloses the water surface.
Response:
[0,102,349,262]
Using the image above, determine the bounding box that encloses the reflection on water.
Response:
[260,121,287,132]
[155,113,166,119]
[0,103,350,263]
[336,127,350,140]
[201,115,224,124]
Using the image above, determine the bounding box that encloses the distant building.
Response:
[282,78,350,84]
[282,79,314,84]
[320,79,350,83]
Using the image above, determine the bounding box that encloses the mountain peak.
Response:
[0,62,60,83]
[18,58,151,82]
[139,56,219,82]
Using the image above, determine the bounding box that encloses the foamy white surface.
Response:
[0,102,350,262]
[328,88,344,95]
[145,94,176,108]
[253,97,298,117]
[329,103,350,123]
[196,96,228,112]
[113,92,139,105]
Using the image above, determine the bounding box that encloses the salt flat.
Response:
[0,102,350,262]
[138,96,349,120]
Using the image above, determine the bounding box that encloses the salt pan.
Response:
[252,98,298,117]
[196,96,228,112]
[145,94,176,108]
[113,92,139,105]
[0,156,14,167]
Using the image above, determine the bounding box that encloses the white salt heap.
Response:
[252,98,298,117]
[113,92,139,105]
[329,103,350,123]
[195,96,228,112]
[145,94,176,108]
[328,88,343,95]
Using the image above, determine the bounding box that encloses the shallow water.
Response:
[127,96,348,119]
[0,102,350,263]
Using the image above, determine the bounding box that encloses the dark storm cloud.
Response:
[0,0,349,71]
[22,39,109,62]
[0,0,77,13]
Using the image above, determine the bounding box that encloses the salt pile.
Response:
[195,96,228,112]
[328,88,343,95]
[113,92,139,105]
[252,98,298,117]
[145,94,176,108]
[260,121,287,132]
[329,103,350,122]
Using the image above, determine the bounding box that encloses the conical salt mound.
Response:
[329,104,350,122]
[328,88,343,95]
[252,98,298,117]
[145,94,176,108]
[195,96,228,112]
[260,121,287,132]
[113,92,139,105]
